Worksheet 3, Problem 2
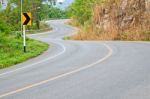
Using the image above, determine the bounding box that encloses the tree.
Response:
[67,0,95,25]
[7,0,42,30]
[48,0,57,6]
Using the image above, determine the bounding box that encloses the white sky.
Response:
[57,0,65,3]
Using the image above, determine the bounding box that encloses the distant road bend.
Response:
[0,19,150,99]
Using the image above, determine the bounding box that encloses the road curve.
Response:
[0,19,150,99]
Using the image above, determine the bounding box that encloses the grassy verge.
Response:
[0,36,48,69]
[63,36,71,40]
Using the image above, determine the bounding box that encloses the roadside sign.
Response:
[22,12,32,26]
[21,12,32,52]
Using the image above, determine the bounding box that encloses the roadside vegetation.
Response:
[0,37,48,69]
[0,0,69,68]
[40,4,69,20]
[26,22,52,34]
[0,18,49,68]
[67,0,150,41]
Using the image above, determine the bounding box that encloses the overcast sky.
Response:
[57,0,65,2]
[56,0,74,9]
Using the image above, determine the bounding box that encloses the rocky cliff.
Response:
[93,0,148,32]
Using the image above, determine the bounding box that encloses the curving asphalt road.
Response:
[0,19,150,99]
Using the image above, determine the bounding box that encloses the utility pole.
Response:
[21,0,23,36]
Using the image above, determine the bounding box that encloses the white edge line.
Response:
[0,22,61,77]
[0,42,66,77]
[0,43,113,98]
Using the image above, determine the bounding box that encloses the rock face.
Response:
[93,4,114,31]
[146,0,150,11]
[119,0,146,29]
[93,0,146,31]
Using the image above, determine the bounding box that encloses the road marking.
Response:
[0,21,63,78]
[0,42,66,77]
[0,43,113,98]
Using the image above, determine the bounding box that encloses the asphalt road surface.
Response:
[0,19,150,99]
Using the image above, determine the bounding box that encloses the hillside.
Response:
[69,0,150,40]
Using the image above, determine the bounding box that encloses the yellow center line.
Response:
[0,43,113,98]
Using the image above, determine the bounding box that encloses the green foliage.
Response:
[63,36,71,40]
[48,0,57,6]
[39,5,69,20]
[39,4,50,20]
[0,0,51,69]
[9,0,42,30]
[0,4,2,10]
[67,0,118,26]
[0,0,68,31]
[0,19,11,34]
[48,7,68,19]
[0,36,48,69]
[67,0,95,25]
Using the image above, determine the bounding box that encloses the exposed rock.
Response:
[93,0,146,31]
[119,0,146,29]
[93,5,112,31]
[146,0,150,10]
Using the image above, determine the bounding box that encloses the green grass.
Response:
[0,36,48,69]
[63,36,71,40]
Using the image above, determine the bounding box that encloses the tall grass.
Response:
[71,0,150,41]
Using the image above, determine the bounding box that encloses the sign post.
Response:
[21,12,32,53]
[23,25,26,52]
